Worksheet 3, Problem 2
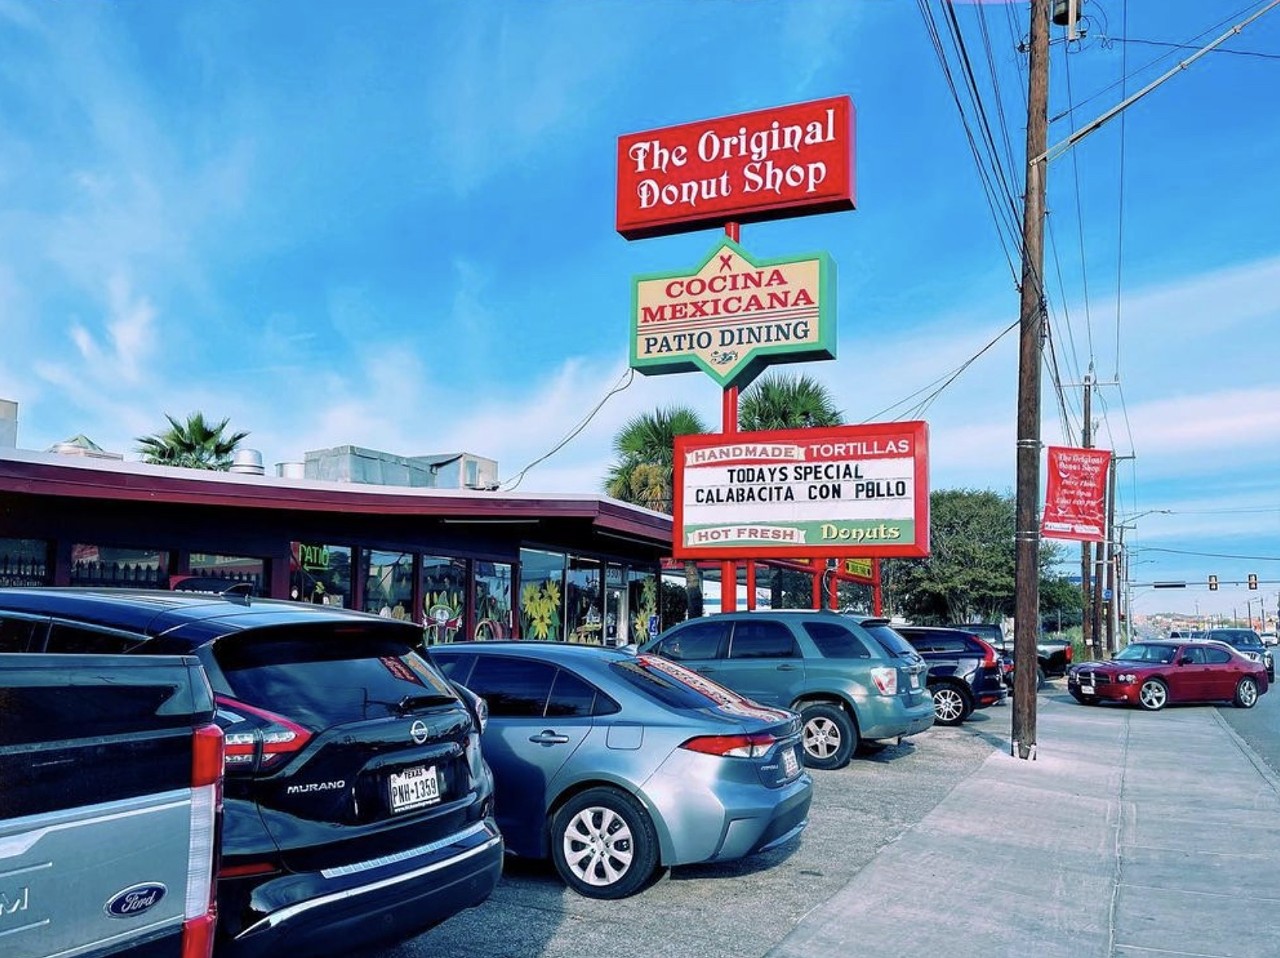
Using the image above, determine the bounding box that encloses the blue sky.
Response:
[1,0,1277,620]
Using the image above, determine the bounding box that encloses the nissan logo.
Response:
[410,720,429,745]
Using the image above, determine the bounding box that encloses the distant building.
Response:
[303,445,498,490]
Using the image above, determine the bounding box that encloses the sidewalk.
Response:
[769,690,1280,958]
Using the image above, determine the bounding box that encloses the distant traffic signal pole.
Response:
[1012,0,1051,763]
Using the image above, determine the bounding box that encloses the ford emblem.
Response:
[410,720,429,745]
[105,882,167,918]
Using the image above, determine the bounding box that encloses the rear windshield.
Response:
[863,623,917,658]
[212,623,457,728]
[1212,631,1262,649]
[611,655,787,723]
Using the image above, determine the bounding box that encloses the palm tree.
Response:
[136,412,250,470]
[604,406,709,617]
[738,372,843,609]
[738,371,843,431]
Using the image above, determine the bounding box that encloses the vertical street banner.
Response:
[672,422,930,560]
[1040,446,1111,542]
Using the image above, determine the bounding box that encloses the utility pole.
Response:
[1012,0,1050,762]
[1080,372,1094,657]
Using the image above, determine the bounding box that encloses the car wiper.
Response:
[394,693,456,714]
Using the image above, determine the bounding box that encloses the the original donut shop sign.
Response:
[631,238,835,387]
[616,96,856,239]
[672,423,930,560]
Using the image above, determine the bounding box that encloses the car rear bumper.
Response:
[220,819,503,958]
[643,752,814,867]
[861,696,936,741]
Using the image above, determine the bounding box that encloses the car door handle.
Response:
[776,664,799,672]
[529,731,570,745]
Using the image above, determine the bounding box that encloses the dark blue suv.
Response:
[893,625,1007,725]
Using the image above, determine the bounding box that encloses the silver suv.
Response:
[639,611,934,770]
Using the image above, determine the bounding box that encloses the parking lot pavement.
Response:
[384,714,1001,958]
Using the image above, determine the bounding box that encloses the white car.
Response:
[1261,631,1278,647]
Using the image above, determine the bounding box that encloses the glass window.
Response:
[628,568,659,646]
[290,542,352,608]
[862,622,919,658]
[519,549,565,641]
[1180,646,1206,664]
[422,556,467,644]
[474,562,514,640]
[71,545,166,588]
[46,622,144,655]
[430,650,476,682]
[566,556,603,645]
[0,538,49,587]
[658,620,730,660]
[213,623,456,728]
[729,620,799,659]
[605,565,626,648]
[546,669,604,718]
[804,621,871,658]
[0,615,44,653]
[1205,647,1232,665]
[361,550,414,620]
[612,657,732,711]
[186,554,265,595]
[464,655,555,718]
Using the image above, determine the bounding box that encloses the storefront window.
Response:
[291,542,352,607]
[188,553,265,595]
[422,556,467,644]
[474,561,514,640]
[604,565,626,647]
[71,545,166,588]
[565,556,602,645]
[0,538,49,587]
[519,549,565,641]
[362,551,414,620]
[629,568,660,643]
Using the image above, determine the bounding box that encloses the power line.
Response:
[1138,547,1280,562]
[1102,35,1280,61]
[1062,42,1096,365]
[500,367,635,492]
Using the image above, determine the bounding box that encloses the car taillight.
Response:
[973,637,999,669]
[870,667,898,695]
[1065,644,1074,663]
[183,722,222,958]
[680,732,777,758]
[215,696,313,773]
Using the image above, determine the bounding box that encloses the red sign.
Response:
[1041,446,1111,542]
[672,422,929,560]
[617,96,856,239]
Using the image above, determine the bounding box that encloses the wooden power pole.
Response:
[1080,372,1094,657]
[1012,0,1051,762]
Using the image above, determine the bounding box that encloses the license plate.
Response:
[389,765,441,813]
[781,747,800,779]
[909,673,920,690]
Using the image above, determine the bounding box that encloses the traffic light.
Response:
[1249,573,1258,590]
[1209,575,1219,591]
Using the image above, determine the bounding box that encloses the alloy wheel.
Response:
[803,716,842,760]
[1138,679,1167,711]
[932,686,966,724]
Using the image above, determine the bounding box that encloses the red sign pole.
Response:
[872,559,883,616]
[720,221,741,613]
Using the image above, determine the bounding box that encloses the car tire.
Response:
[1137,678,1169,711]
[929,682,973,726]
[798,703,856,770]
[1234,676,1260,709]
[550,787,660,899]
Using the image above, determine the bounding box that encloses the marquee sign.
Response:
[672,422,930,560]
[630,238,835,388]
[617,96,856,239]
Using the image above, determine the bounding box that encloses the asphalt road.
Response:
[1217,665,1280,777]
[381,710,1004,958]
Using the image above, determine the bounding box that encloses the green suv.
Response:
[639,611,935,770]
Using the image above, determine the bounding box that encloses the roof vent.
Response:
[230,449,265,475]
[275,461,305,479]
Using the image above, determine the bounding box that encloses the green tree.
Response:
[738,371,843,431]
[883,488,1069,624]
[136,412,249,470]
[604,406,709,618]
